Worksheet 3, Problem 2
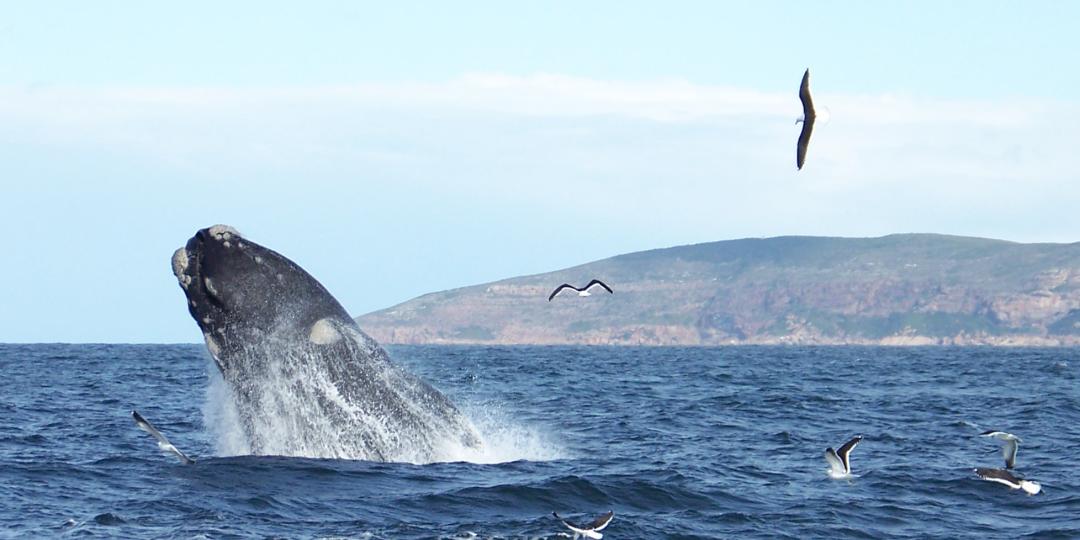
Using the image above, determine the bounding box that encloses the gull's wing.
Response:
[586,511,614,532]
[824,448,846,476]
[974,467,1021,489]
[585,279,614,295]
[132,410,195,465]
[980,431,1021,469]
[797,68,816,170]
[552,511,574,528]
[836,436,862,474]
[553,512,583,531]
[797,119,814,170]
[1003,438,1019,469]
[799,69,815,117]
[548,284,577,301]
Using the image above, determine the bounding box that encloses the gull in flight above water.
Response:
[974,467,1041,495]
[824,435,862,479]
[980,430,1022,469]
[552,510,614,540]
[132,410,195,465]
[796,68,816,170]
[548,279,614,301]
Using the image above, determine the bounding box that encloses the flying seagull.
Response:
[552,511,614,540]
[796,68,816,170]
[974,467,1041,495]
[132,410,195,465]
[980,430,1021,469]
[548,279,614,301]
[824,435,862,479]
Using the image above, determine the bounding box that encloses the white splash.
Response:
[202,365,251,456]
[432,402,568,464]
[201,348,567,464]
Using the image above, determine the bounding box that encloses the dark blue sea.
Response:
[1,344,1078,539]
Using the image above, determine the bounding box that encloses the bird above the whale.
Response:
[548,279,614,301]
[824,435,861,479]
[980,430,1022,469]
[552,510,614,540]
[796,68,816,170]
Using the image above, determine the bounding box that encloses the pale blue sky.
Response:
[2,2,1079,342]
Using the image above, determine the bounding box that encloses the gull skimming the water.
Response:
[548,279,614,301]
[796,68,816,170]
[132,410,195,465]
[974,467,1041,495]
[980,430,1021,469]
[824,435,862,479]
[552,511,614,539]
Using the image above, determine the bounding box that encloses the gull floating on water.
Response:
[980,430,1021,469]
[824,435,862,479]
[132,410,195,465]
[796,68,816,170]
[548,279,614,301]
[552,511,614,540]
[974,467,1041,495]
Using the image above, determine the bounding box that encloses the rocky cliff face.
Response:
[356,234,1080,346]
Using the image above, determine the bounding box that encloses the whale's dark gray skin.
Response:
[172,225,480,462]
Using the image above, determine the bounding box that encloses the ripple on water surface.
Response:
[0,344,1078,538]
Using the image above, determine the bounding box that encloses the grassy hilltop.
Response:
[356,234,1080,346]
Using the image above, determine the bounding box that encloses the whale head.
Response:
[172,225,354,371]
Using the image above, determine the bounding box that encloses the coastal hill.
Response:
[356,234,1080,346]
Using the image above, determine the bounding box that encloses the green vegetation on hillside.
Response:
[357,234,1080,345]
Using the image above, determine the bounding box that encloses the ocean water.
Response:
[1,344,1078,539]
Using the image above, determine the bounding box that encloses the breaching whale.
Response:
[171,225,480,462]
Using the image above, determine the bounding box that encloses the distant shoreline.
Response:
[2,341,1079,348]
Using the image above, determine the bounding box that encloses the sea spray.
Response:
[203,348,567,464]
[202,364,250,456]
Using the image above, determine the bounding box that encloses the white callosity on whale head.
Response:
[208,224,242,241]
[308,318,343,345]
[171,248,192,288]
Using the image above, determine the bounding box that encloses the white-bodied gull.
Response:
[548,279,614,301]
[132,410,195,465]
[824,435,862,479]
[796,68,816,170]
[980,430,1021,469]
[552,510,614,540]
[974,467,1041,495]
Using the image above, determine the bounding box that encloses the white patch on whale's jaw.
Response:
[208,224,242,241]
[309,318,343,345]
[204,333,222,364]
[203,277,219,298]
